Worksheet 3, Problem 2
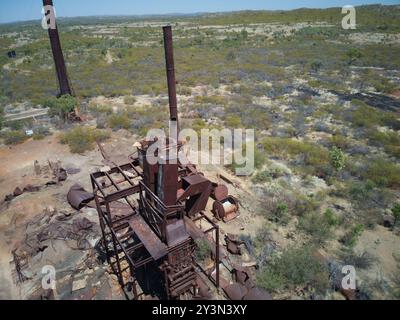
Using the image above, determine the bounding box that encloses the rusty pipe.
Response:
[43,0,72,96]
[163,26,178,126]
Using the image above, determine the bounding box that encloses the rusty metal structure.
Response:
[90,26,242,300]
[43,0,73,96]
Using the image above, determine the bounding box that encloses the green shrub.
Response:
[88,104,113,115]
[59,126,110,153]
[225,114,242,128]
[372,76,397,94]
[260,137,330,177]
[178,87,192,96]
[323,209,340,227]
[33,126,51,140]
[107,113,131,130]
[392,203,400,226]
[329,146,346,171]
[346,48,362,65]
[294,194,321,217]
[194,95,227,105]
[256,246,329,292]
[5,118,33,130]
[2,130,29,145]
[368,129,400,159]
[195,238,211,262]
[339,249,376,270]
[341,224,364,247]
[251,170,271,184]
[44,95,77,121]
[123,95,136,105]
[299,211,336,245]
[328,134,350,150]
[192,118,206,134]
[349,180,376,203]
[361,158,400,188]
[268,202,290,225]
[349,101,400,130]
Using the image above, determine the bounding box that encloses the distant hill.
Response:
[0,4,399,32]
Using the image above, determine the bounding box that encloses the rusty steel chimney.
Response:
[163,26,178,126]
[157,26,179,208]
[43,0,72,96]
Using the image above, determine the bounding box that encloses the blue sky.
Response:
[0,0,399,24]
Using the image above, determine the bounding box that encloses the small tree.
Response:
[45,95,77,122]
[346,48,362,65]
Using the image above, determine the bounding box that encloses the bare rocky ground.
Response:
[0,132,136,299]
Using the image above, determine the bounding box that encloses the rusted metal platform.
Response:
[128,214,167,261]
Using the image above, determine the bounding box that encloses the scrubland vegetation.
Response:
[0,4,399,299]
[59,126,110,153]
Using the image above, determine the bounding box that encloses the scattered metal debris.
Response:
[67,184,94,210]
[4,184,42,202]
[225,234,245,255]
[11,249,31,284]
[48,160,68,182]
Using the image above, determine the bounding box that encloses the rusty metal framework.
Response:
[90,26,237,300]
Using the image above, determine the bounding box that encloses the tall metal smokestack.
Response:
[158,26,179,208]
[163,26,178,127]
[43,0,72,96]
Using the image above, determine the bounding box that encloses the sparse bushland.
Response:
[194,95,228,106]
[269,202,290,225]
[369,75,398,94]
[339,249,376,270]
[224,114,242,128]
[88,104,113,115]
[340,224,364,248]
[299,209,340,245]
[32,126,51,140]
[367,129,400,159]
[1,130,29,145]
[4,118,33,131]
[251,170,272,184]
[190,118,206,134]
[1,5,399,300]
[59,126,110,153]
[256,245,329,293]
[327,134,351,150]
[360,158,400,188]
[177,86,192,96]
[251,165,287,183]
[226,143,265,173]
[347,100,400,130]
[123,95,136,105]
[107,113,132,131]
[259,137,330,178]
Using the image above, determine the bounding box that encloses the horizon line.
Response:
[0,3,395,26]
